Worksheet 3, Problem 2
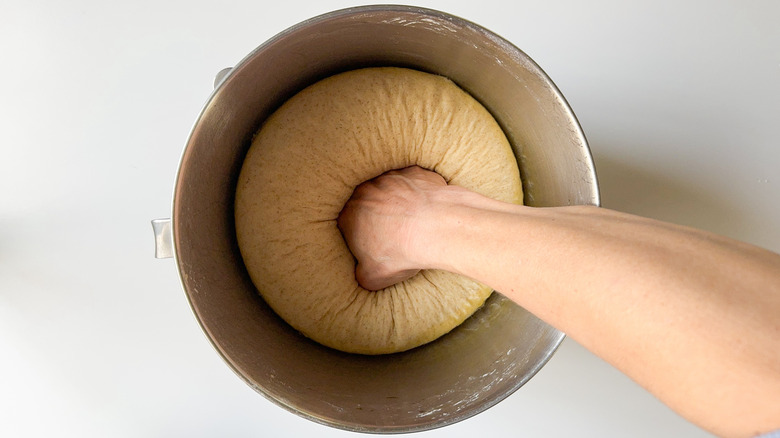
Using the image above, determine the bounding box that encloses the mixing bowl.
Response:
[152,4,599,433]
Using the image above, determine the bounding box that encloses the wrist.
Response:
[406,186,524,273]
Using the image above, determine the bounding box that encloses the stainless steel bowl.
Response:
[154,5,599,433]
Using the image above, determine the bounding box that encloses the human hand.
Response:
[337,166,447,290]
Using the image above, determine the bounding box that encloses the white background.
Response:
[2,1,778,437]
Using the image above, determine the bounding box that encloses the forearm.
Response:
[413,193,780,438]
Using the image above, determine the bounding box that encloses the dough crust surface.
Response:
[235,67,522,354]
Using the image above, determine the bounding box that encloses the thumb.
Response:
[355,261,421,291]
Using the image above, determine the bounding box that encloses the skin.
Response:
[337,166,780,438]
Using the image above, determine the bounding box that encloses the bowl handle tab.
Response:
[151,218,173,259]
[213,67,233,89]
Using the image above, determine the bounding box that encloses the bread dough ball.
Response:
[235,67,522,355]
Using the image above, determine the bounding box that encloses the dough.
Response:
[235,67,522,355]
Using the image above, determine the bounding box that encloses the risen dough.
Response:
[235,67,522,355]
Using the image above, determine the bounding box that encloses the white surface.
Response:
[1,1,778,437]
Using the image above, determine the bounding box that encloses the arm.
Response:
[337,166,780,438]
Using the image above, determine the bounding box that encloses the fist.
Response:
[337,166,447,290]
